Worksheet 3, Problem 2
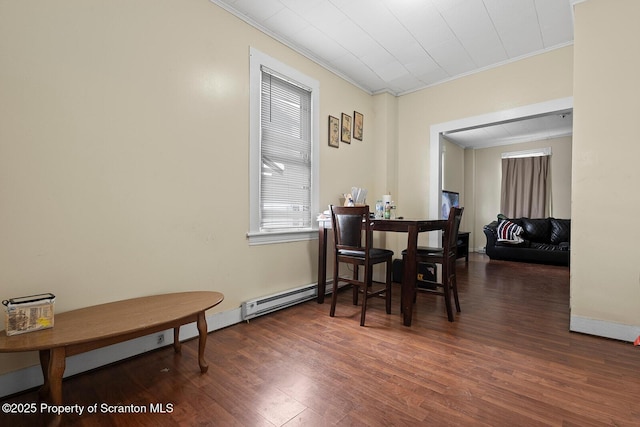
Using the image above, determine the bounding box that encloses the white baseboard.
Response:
[0,307,243,399]
[570,315,640,343]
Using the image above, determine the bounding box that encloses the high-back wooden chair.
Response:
[401,207,464,322]
[330,205,394,326]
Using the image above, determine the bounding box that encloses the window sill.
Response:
[247,229,318,246]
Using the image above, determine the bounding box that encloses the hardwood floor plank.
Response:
[2,254,640,426]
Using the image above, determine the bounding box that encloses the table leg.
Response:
[196,311,208,373]
[47,347,66,427]
[317,226,328,303]
[402,225,418,326]
[48,347,65,405]
[173,327,182,353]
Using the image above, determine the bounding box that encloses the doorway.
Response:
[428,97,574,248]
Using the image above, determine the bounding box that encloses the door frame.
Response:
[428,96,574,246]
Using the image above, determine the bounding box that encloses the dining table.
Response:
[317,216,447,326]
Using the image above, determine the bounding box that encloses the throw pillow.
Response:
[497,220,524,244]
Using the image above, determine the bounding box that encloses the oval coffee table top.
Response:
[0,291,224,352]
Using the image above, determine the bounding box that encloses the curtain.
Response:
[500,155,550,218]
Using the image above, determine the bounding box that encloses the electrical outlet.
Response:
[157,334,165,345]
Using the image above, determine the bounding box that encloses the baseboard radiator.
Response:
[241,282,334,320]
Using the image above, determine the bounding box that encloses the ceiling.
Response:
[443,109,573,149]
[211,0,575,148]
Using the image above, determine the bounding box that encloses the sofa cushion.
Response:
[497,220,524,244]
[530,242,563,251]
[550,218,571,245]
[520,218,550,243]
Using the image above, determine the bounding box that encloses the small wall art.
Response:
[328,115,339,148]
[341,113,352,143]
[353,111,364,141]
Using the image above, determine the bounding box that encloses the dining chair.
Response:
[401,206,464,322]
[329,205,394,326]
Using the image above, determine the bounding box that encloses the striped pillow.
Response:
[497,220,524,244]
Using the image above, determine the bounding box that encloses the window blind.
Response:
[260,68,312,231]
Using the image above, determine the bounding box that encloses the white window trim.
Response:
[248,47,320,245]
[501,147,552,159]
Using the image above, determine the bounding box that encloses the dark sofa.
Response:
[483,217,570,266]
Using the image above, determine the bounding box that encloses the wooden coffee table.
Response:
[0,291,224,426]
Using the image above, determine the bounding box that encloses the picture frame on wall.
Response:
[328,115,339,148]
[341,113,352,143]
[353,111,364,141]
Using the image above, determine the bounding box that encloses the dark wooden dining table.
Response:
[317,217,447,326]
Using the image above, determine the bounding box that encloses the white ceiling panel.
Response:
[359,45,396,69]
[430,0,475,14]
[375,60,409,83]
[296,2,345,33]
[293,27,349,63]
[416,67,450,87]
[393,41,428,65]
[387,74,424,95]
[329,52,369,76]
[403,5,457,50]
[329,25,380,56]
[484,0,543,57]
[536,0,575,47]
[438,0,493,43]
[428,39,477,77]
[210,0,575,147]
[211,0,574,94]
[331,0,380,22]
[263,8,308,39]
[278,0,324,15]
[230,0,283,22]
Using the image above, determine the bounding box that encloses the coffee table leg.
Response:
[196,311,208,373]
[173,327,182,353]
[38,349,51,399]
[48,347,66,426]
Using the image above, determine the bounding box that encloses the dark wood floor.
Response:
[3,253,640,426]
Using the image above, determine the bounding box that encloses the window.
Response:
[248,48,319,245]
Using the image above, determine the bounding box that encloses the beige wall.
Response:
[469,136,572,251]
[0,0,380,374]
[442,139,465,196]
[441,138,466,228]
[571,0,640,333]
